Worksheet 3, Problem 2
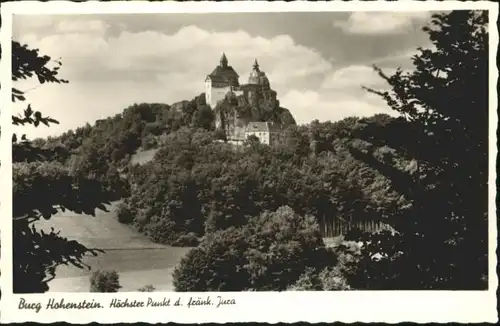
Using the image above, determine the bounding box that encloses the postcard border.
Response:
[1,1,498,324]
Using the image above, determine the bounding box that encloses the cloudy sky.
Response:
[13,11,436,138]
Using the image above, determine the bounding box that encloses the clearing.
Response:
[130,148,158,166]
[35,201,191,292]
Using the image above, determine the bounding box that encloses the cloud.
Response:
[320,65,396,90]
[24,23,332,86]
[13,15,55,33]
[55,19,111,34]
[281,89,396,125]
[334,11,431,35]
[371,49,417,64]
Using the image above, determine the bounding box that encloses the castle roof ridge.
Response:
[246,121,271,133]
[208,64,240,81]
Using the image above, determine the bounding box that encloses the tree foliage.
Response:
[138,284,156,292]
[89,269,121,292]
[12,41,112,293]
[345,10,489,289]
[173,206,336,291]
[121,122,403,246]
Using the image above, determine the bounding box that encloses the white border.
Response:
[1,1,498,323]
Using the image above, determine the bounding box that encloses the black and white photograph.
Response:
[1,0,498,323]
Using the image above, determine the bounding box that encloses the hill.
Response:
[35,90,296,169]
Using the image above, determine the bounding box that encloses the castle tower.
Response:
[248,58,270,88]
[248,59,261,85]
[205,53,240,108]
[220,53,228,68]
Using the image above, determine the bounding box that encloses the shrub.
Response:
[317,267,350,290]
[287,241,359,291]
[287,240,362,290]
[147,217,178,245]
[171,232,200,247]
[89,269,121,292]
[334,241,362,277]
[135,209,151,228]
[138,284,156,292]
[173,227,249,292]
[243,206,333,290]
[141,134,158,150]
[173,248,211,292]
[288,266,350,291]
[286,267,323,291]
[144,122,165,136]
[173,206,335,291]
[116,202,134,224]
[214,129,227,141]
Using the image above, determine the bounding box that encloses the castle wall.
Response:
[209,86,231,108]
[204,80,212,106]
[269,131,283,146]
[232,119,247,140]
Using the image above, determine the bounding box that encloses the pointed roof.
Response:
[207,53,239,85]
[246,121,271,133]
[207,66,239,82]
[220,52,228,67]
[253,59,260,71]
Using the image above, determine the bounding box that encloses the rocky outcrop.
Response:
[170,100,190,114]
[214,88,296,139]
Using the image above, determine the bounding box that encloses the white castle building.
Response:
[205,53,271,108]
[205,53,282,146]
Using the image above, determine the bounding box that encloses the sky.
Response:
[12,11,436,139]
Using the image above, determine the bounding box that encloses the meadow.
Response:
[35,201,191,292]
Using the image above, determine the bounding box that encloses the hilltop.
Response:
[206,54,296,143]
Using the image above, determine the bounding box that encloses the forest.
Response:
[12,10,489,293]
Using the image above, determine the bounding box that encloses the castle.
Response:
[205,53,283,145]
[205,53,273,108]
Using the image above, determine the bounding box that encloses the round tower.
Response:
[248,59,261,84]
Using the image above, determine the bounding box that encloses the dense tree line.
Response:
[173,206,346,291]
[116,115,412,290]
[120,117,408,246]
[32,94,214,173]
[21,94,216,207]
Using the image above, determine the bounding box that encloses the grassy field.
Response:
[35,201,191,292]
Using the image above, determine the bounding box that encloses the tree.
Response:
[141,133,157,150]
[89,269,121,292]
[12,41,113,293]
[245,134,260,144]
[191,104,215,130]
[173,206,336,291]
[347,10,489,289]
[138,284,156,292]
